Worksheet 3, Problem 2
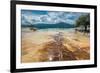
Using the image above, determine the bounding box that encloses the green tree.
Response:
[75,14,90,32]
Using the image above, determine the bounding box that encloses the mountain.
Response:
[22,22,75,29]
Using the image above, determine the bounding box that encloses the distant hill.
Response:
[22,22,75,29]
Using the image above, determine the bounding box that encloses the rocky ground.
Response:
[21,28,90,63]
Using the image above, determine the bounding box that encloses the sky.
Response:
[21,10,88,25]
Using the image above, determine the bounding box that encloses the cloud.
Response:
[21,10,85,25]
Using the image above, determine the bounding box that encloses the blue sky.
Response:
[21,10,88,25]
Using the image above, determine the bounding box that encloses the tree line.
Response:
[75,14,90,33]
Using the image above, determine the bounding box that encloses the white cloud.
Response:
[21,11,83,25]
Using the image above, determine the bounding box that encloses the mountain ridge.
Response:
[22,22,75,29]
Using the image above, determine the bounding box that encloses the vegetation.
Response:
[75,14,90,32]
